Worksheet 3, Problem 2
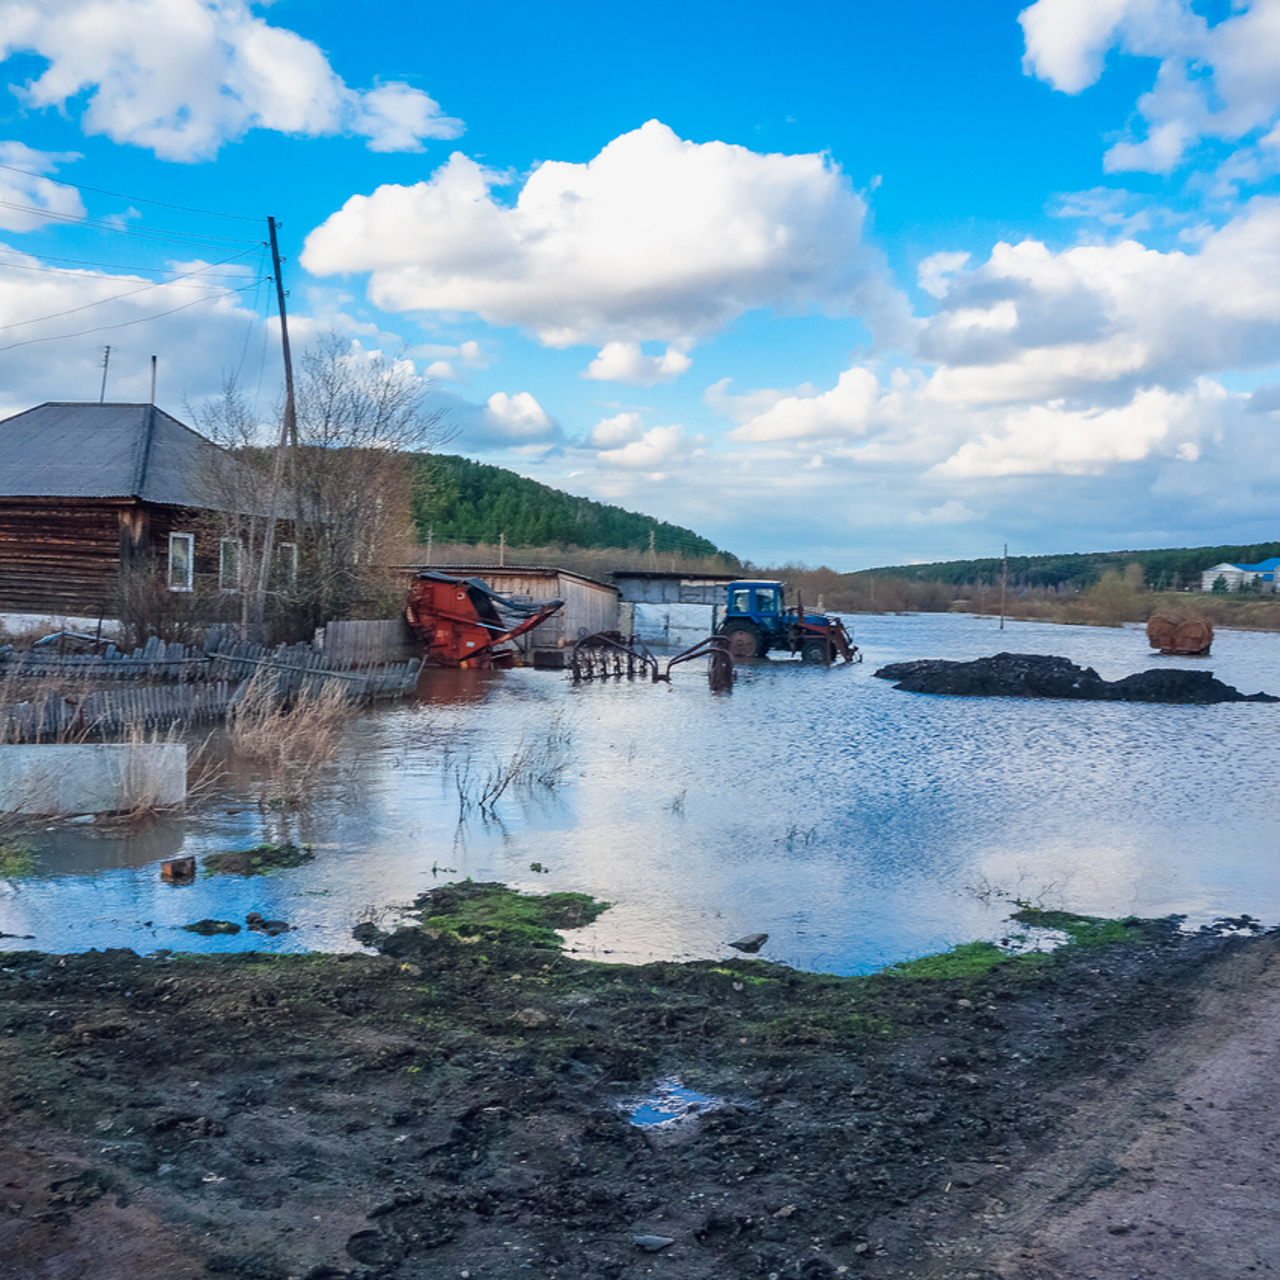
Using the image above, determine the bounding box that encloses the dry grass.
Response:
[227,669,354,805]
[453,713,574,818]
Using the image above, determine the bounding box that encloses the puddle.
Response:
[626,1078,726,1127]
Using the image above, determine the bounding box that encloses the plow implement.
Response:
[570,632,734,692]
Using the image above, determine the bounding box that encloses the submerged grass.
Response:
[0,842,35,877]
[1011,906,1149,946]
[418,882,610,950]
[203,842,316,877]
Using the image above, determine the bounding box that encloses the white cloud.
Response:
[930,382,1226,478]
[412,338,489,383]
[483,390,556,440]
[724,367,881,443]
[916,200,1280,405]
[0,141,84,230]
[0,0,462,161]
[1021,0,1280,174]
[917,251,970,300]
[0,244,270,414]
[301,120,908,349]
[597,422,696,472]
[581,341,692,385]
[906,500,984,525]
[585,411,645,448]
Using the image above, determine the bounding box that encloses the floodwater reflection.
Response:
[3,613,1279,973]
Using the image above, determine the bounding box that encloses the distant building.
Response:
[1200,558,1280,591]
[612,570,740,647]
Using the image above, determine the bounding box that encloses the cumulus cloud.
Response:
[1021,0,1280,174]
[0,0,462,161]
[585,411,645,448]
[412,339,489,383]
[301,120,908,349]
[930,382,1226,478]
[581,341,692,385]
[597,422,697,473]
[916,200,1280,406]
[482,391,556,440]
[0,141,84,230]
[724,368,882,443]
[0,244,269,414]
[906,500,984,525]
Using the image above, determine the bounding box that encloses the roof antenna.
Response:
[150,355,157,405]
[99,344,111,403]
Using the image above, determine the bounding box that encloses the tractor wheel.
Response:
[801,638,830,664]
[723,624,763,661]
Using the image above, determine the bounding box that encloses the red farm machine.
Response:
[405,570,564,669]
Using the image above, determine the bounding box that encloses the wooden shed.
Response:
[0,401,270,622]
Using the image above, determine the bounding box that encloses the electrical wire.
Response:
[0,200,262,245]
[0,280,264,354]
[0,160,261,222]
[0,248,266,334]
[0,254,265,284]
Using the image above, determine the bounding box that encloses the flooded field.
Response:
[3,612,1278,972]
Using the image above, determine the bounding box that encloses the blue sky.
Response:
[3,0,1280,568]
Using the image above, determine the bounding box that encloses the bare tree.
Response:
[288,332,451,632]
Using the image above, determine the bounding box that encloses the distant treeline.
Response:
[864,542,1280,592]
[408,454,736,563]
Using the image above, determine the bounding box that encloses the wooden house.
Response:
[0,401,276,622]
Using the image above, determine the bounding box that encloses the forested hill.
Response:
[409,454,734,560]
[869,541,1280,591]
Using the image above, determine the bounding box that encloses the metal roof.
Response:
[0,402,243,507]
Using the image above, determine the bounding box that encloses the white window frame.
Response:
[275,541,298,591]
[219,537,243,592]
[168,532,194,592]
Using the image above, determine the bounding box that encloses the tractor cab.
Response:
[725,580,784,625]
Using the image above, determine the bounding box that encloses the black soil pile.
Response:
[0,883,1275,1280]
[874,652,1278,702]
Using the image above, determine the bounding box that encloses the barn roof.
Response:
[0,402,249,508]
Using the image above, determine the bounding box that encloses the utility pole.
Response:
[499,532,505,568]
[1000,543,1008,630]
[252,215,298,634]
[425,528,433,567]
[99,345,111,402]
[149,355,157,405]
[648,530,657,570]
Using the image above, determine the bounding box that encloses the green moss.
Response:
[1011,907,1143,946]
[886,940,1036,979]
[0,843,35,877]
[203,842,315,877]
[418,882,610,950]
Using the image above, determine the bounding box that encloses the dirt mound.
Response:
[874,651,1277,702]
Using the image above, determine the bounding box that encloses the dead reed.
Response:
[226,668,353,805]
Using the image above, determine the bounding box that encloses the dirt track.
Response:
[1,891,1277,1279]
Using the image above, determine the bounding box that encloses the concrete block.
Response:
[0,743,187,816]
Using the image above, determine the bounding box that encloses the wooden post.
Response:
[253,215,297,635]
[1000,543,1007,630]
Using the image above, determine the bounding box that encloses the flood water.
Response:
[3,612,1278,974]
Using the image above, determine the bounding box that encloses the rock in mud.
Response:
[873,652,1278,703]
[729,933,769,953]
[633,1234,676,1251]
[245,912,292,936]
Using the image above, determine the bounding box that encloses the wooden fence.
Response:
[0,633,424,742]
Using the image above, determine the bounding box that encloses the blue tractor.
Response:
[716,580,859,663]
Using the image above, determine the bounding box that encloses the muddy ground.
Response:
[1,886,1278,1280]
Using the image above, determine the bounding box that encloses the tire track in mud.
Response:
[946,937,1280,1279]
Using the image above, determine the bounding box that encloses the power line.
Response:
[0,248,266,334]
[0,279,264,354]
[0,254,266,284]
[0,159,260,222]
[0,200,261,245]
